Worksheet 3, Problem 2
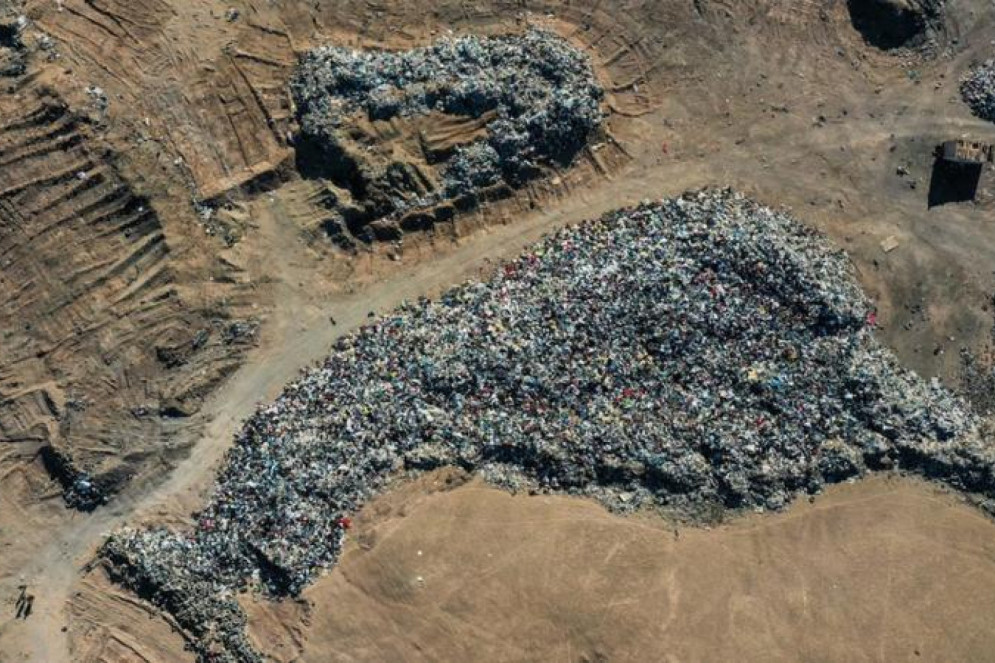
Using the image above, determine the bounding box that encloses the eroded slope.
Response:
[0,78,256,508]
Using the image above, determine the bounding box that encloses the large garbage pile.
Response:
[104,190,992,662]
[961,59,995,123]
[290,29,603,241]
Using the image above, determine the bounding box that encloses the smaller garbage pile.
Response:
[103,190,993,663]
[290,28,604,242]
[39,446,109,511]
[961,59,995,123]
[0,14,27,77]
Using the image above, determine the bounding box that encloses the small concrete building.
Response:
[941,140,995,165]
[929,140,995,207]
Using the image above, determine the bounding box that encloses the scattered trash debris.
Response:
[880,235,900,253]
[223,320,259,346]
[85,84,108,113]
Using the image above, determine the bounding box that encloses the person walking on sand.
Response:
[22,594,34,619]
[14,585,27,619]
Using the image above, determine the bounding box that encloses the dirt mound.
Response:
[290,474,995,663]
[847,0,943,51]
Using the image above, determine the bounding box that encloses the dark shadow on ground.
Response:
[928,158,982,208]
[847,0,930,50]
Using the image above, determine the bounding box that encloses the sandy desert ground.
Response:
[2,0,995,661]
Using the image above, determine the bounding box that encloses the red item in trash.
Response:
[336,516,353,530]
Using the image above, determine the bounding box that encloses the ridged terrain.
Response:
[0,82,252,507]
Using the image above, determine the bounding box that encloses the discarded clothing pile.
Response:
[104,189,990,662]
[291,28,604,209]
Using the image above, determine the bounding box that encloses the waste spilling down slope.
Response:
[104,190,993,662]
